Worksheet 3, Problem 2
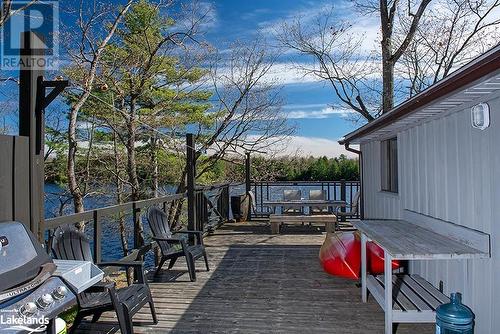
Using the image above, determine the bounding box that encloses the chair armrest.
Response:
[97,261,146,284]
[85,281,116,293]
[97,261,144,268]
[175,230,204,245]
[152,236,183,243]
[176,230,203,234]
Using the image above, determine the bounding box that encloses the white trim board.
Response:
[402,209,490,255]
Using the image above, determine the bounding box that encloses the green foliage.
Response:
[226,155,359,182]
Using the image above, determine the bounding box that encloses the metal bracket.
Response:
[35,77,69,154]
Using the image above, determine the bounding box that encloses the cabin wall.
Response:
[360,140,401,220]
[360,95,500,333]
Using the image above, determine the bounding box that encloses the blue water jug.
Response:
[436,292,474,334]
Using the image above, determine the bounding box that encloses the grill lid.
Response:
[0,221,53,293]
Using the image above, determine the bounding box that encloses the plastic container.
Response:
[231,195,249,221]
[55,317,67,334]
[436,292,474,334]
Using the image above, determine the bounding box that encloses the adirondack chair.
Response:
[309,189,329,214]
[50,225,157,334]
[147,207,209,281]
[282,189,303,214]
[248,190,270,216]
[335,191,361,229]
[204,191,224,232]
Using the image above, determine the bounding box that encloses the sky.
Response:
[0,0,378,158]
[201,0,368,157]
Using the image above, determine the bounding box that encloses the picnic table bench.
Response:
[269,214,337,234]
[264,200,345,234]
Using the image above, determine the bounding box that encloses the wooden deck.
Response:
[78,221,434,333]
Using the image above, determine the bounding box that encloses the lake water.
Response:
[44,182,358,267]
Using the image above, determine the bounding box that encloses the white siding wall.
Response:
[361,140,402,219]
[360,95,500,333]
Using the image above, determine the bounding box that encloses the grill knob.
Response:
[19,302,37,317]
[36,293,54,309]
[52,286,68,300]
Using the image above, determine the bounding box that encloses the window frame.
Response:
[380,137,398,193]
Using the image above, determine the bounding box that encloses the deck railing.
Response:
[250,180,361,220]
[44,183,234,265]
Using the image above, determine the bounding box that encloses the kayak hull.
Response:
[319,231,401,279]
[319,232,360,279]
[366,241,400,273]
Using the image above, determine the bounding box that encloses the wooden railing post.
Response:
[340,179,346,222]
[245,152,251,221]
[132,203,143,249]
[93,210,101,263]
[186,134,196,232]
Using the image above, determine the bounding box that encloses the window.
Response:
[381,137,398,193]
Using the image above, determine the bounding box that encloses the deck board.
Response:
[76,222,434,333]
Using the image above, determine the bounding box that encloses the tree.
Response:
[370,0,432,112]
[0,0,38,27]
[398,0,500,96]
[278,0,500,121]
[165,38,295,226]
[64,0,133,219]
[80,0,213,243]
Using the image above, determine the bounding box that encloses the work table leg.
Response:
[384,252,393,334]
[361,232,367,302]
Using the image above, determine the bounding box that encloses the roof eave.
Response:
[339,44,500,146]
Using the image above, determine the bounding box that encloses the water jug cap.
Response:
[450,292,461,304]
[436,292,474,325]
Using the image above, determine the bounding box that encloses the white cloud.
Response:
[246,135,358,158]
[285,106,352,119]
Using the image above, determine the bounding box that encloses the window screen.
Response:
[381,137,398,193]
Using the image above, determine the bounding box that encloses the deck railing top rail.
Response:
[44,183,234,265]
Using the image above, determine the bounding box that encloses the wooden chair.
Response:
[309,189,329,214]
[147,207,209,281]
[50,225,157,334]
[282,189,303,215]
[204,191,223,233]
[248,190,271,217]
[335,191,361,229]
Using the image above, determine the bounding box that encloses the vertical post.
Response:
[361,233,367,303]
[245,152,251,221]
[132,203,142,248]
[384,252,393,334]
[359,153,364,220]
[93,210,101,263]
[19,32,45,239]
[245,152,251,193]
[186,133,196,232]
[340,179,346,222]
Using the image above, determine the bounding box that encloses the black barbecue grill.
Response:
[0,221,77,333]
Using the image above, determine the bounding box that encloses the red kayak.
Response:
[366,240,400,274]
[319,231,400,279]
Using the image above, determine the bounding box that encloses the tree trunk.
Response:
[151,135,159,197]
[126,97,144,246]
[381,57,395,113]
[168,167,187,230]
[112,108,129,258]
[67,106,85,230]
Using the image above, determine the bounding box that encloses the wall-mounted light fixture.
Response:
[471,103,490,130]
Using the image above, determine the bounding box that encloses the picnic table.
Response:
[262,199,346,213]
[263,200,346,234]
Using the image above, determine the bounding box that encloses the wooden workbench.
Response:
[353,217,490,334]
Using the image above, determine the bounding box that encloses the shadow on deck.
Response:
[77,222,434,333]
